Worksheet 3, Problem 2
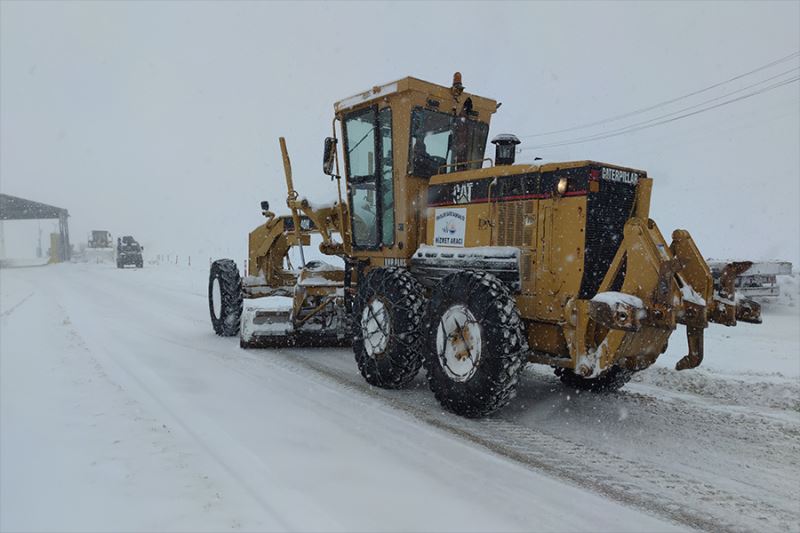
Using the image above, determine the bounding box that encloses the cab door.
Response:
[343,106,394,250]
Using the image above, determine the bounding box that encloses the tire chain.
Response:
[424,270,529,417]
[353,267,426,388]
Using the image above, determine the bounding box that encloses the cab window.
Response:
[345,108,377,179]
[344,106,394,249]
[408,107,489,178]
[351,183,378,246]
[379,107,394,246]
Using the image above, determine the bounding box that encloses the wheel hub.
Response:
[436,304,482,382]
[211,278,222,320]
[361,297,390,358]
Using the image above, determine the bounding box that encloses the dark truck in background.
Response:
[117,236,143,268]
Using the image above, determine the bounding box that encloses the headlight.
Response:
[556,177,568,196]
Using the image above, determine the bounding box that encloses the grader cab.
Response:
[208,73,760,417]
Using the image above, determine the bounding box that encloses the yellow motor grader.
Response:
[208,73,760,417]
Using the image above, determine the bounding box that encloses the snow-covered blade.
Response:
[238,262,349,348]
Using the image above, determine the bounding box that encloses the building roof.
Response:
[0,193,69,220]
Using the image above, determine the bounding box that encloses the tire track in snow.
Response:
[154,336,711,532]
[41,265,798,532]
[28,269,298,531]
[141,324,795,533]
[147,334,603,532]
[268,349,797,533]
[47,268,667,531]
[0,291,34,319]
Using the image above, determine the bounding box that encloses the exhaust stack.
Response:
[491,134,521,165]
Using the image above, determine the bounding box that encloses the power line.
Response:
[521,76,799,150]
[605,99,799,160]
[523,68,798,149]
[524,76,799,149]
[518,50,800,139]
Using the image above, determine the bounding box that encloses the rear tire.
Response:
[209,259,243,337]
[555,365,632,392]
[353,267,426,388]
[423,271,528,417]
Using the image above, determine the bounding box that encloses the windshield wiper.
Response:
[348,129,374,155]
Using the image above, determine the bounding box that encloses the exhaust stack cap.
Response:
[491,134,521,166]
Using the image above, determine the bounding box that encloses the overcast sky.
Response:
[1,1,798,265]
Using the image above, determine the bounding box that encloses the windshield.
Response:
[408,107,489,178]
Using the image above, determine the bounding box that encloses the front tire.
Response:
[423,271,528,418]
[555,365,633,392]
[353,267,426,388]
[209,259,243,337]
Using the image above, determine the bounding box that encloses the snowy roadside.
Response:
[2,262,797,532]
[271,271,800,533]
[1,263,686,532]
[0,268,285,531]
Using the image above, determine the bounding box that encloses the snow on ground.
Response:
[0,258,49,268]
[1,262,798,532]
[1,262,682,532]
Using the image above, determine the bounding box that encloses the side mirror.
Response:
[260,200,270,211]
[323,137,337,176]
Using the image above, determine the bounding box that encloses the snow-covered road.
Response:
[2,262,798,532]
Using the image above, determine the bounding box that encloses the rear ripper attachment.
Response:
[209,72,760,418]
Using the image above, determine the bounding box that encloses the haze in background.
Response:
[2,1,798,264]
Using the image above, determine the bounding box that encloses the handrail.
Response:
[437,158,494,174]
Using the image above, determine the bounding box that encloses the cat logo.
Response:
[451,182,474,204]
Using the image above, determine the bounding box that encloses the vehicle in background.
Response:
[708,261,793,300]
[79,230,116,263]
[116,236,143,269]
[88,230,112,249]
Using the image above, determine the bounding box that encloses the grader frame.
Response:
[210,73,760,416]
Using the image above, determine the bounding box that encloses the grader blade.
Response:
[239,298,294,347]
[240,299,350,348]
[239,260,350,349]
